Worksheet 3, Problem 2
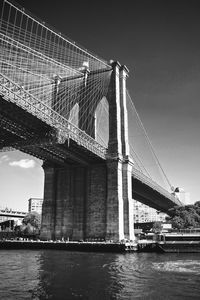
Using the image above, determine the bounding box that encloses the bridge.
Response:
[0,208,27,219]
[0,0,182,241]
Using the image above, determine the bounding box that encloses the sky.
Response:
[0,0,200,210]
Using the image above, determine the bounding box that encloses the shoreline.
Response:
[0,240,137,253]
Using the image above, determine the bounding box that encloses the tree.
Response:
[167,202,200,229]
[171,216,185,229]
[152,221,163,233]
[19,212,41,237]
[22,212,41,228]
[194,201,200,215]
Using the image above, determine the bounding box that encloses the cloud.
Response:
[0,155,10,163]
[9,159,36,169]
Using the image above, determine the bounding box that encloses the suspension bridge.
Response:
[0,0,182,241]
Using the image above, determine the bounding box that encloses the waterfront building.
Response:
[28,198,43,215]
[133,200,167,223]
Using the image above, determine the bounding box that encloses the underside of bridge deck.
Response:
[132,177,178,214]
[0,96,104,165]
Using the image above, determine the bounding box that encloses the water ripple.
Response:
[152,260,200,274]
[0,251,200,299]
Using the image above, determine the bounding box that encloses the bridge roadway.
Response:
[0,210,26,218]
[0,91,182,214]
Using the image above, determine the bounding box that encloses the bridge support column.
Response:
[40,163,87,241]
[40,164,57,240]
[40,162,108,241]
[106,158,124,241]
[105,61,124,241]
[120,65,135,241]
[122,158,135,240]
[85,163,107,239]
[105,61,135,242]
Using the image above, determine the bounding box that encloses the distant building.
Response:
[28,198,43,215]
[133,200,167,223]
[174,187,191,205]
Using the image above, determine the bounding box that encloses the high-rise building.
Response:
[28,198,43,215]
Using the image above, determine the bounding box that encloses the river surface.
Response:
[0,250,200,299]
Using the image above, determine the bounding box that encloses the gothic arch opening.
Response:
[68,103,79,128]
[95,96,109,148]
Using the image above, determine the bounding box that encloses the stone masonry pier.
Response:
[40,62,135,242]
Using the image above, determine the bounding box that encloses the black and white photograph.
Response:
[0,0,200,299]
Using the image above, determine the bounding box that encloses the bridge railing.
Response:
[0,73,107,159]
[0,211,27,217]
[132,166,182,206]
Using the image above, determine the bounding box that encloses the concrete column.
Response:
[40,164,57,240]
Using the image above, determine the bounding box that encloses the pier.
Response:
[0,239,137,253]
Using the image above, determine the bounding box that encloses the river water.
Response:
[0,250,200,299]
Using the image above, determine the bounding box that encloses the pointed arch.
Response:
[68,103,79,127]
[95,96,109,148]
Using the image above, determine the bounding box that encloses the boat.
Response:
[137,229,200,253]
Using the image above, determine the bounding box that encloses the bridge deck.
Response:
[0,94,105,165]
[0,74,106,160]
[132,167,182,212]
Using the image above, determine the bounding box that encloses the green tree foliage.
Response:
[22,211,41,228]
[194,201,200,215]
[152,221,163,233]
[19,212,41,237]
[167,202,200,229]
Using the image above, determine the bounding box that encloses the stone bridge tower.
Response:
[40,61,135,242]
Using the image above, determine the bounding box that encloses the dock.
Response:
[0,240,138,253]
[137,239,158,252]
